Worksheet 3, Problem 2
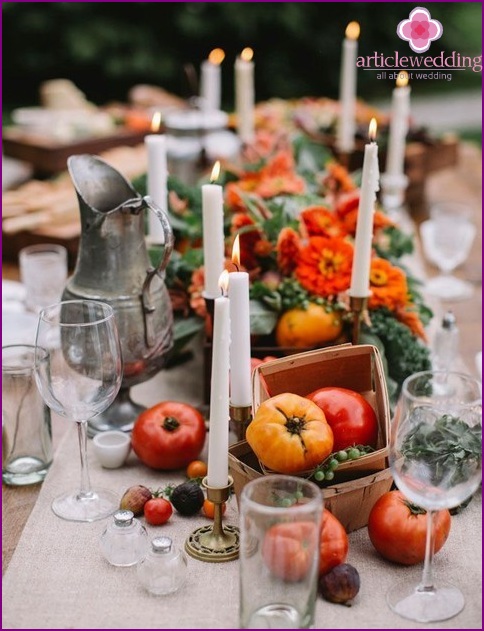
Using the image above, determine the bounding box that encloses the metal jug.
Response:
[64,154,174,435]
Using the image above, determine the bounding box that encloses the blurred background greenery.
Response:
[3,1,482,115]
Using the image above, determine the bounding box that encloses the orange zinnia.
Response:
[295,236,354,297]
[324,162,356,194]
[336,191,393,236]
[231,213,263,270]
[225,149,306,212]
[368,258,408,311]
[277,227,301,275]
[301,206,345,238]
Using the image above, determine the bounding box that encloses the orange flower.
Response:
[301,206,345,238]
[188,267,208,318]
[225,149,306,212]
[295,236,354,297]
[324,162,356,194]
[335,191,394,236]
[395,307,428,342]
[277,227,301,275]
[231,213,263,270]
[368,258,408,311]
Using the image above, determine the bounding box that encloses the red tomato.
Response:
[368,490,452,565]
[319,509,349,575]
[262,521,319,582]
[131,401,206,470]
[306,386,378,451]
[144,497,173,526]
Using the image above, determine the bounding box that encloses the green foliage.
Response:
[362,308,432,402]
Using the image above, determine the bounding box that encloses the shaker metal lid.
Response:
[113,510,134,526]
[151,536,173,553]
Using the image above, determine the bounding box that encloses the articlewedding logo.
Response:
[397,7,443,54]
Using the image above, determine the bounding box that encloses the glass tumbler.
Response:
[19,243,68,313]
[239,475,323,629]
[2,344,53,485]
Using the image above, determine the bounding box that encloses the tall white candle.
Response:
[336,21,360,154]
[229,236,251,407]
[207,271,231,488]
[202,162,225,299]
[146,129,168,244]
[200,48,225,111]
[235,47,255,144]
[350,118,380,297]
[385,72,411,177]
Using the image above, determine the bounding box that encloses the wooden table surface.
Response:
[2,143,482,576]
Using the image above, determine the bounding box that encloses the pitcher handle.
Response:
[140,195,174,348]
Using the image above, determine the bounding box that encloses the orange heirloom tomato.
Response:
[262,521,319,582]
[319,509,349,575]
[186,460,208,479]
[368,490,451,565]
[246,393,334,474]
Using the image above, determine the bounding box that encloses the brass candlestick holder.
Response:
[229,404,252,442]
[185,476,240,563]
[349,295,369,345]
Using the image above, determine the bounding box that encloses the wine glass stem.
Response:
[420,509,436,591]
[77,420,93,499]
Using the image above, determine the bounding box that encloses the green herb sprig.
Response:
[401,414,482,487]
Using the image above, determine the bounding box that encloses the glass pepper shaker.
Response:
[100,509,148,567]
[137,536,188,595]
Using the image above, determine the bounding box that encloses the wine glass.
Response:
[420,202,476,301]
[34,300,123,522]
[388,370,482,622]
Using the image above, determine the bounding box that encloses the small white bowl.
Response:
[92,431,131,469]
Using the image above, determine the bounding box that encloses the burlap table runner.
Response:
[2,408,482,629]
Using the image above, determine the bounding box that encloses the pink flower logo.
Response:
[397,7,443,53]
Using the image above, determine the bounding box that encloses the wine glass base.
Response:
[425,275,474,301]
[52,488,118,522]
[387,578,465,622]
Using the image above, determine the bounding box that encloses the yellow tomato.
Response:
[275,303,343,348]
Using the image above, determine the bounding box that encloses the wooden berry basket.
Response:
[228,344,394,532]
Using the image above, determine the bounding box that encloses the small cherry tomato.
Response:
[144,497,173,526]
[202,499,227,519]
[186,460,208,479]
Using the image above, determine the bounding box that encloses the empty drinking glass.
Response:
[19,244,68,313]
[420,202,475,300]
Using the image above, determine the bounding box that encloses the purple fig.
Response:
[120,485,152,516]
[318,563,360,605]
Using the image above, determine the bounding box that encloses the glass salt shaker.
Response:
[100,509,148,567]
[137,536,188,595]
[432,310,460,372]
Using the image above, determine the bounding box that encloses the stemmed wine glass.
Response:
[388,370,482,622]
[420,202,476,301]
[34,300,123,522]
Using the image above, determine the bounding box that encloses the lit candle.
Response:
[235,47,255,144]
[146,111,168,243]
[200,48,225,111]
[349,118,380,297]
[229,235,251,407]
[202,161,225,299]
[336,21,360,154]
[385,71,411,177]
[207,270,231,488]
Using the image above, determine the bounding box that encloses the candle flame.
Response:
[396,71,409,88]
[209,48,225,65]
[369,118,377,142]
[210,161,221,183]
[232,235,241,267]
[241,47,254,62]
[219,269,230,296]
[345,21,360,40]
[151,111,162,133]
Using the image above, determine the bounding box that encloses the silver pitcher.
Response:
[64,154,174,435]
